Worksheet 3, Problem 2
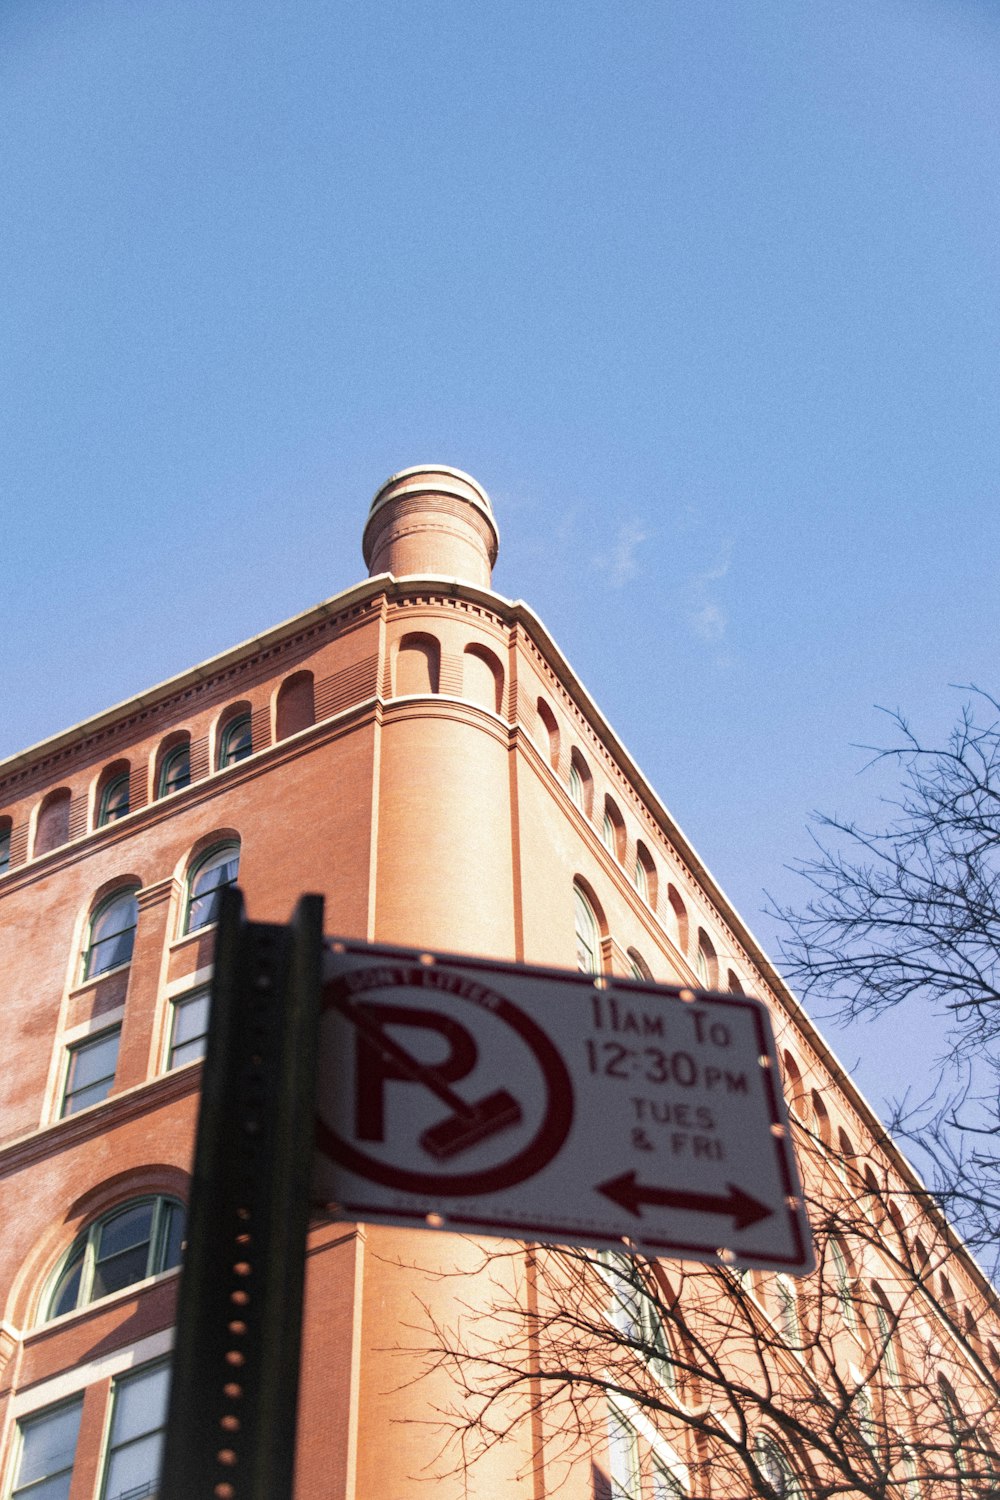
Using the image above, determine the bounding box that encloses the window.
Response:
[775,1275,802,1348]
[603,798,625,861]
[607,1406,641,1500]
[754,1436,801,1499]
[569,750,592,816]
[84,888,139,980]
[47,1197,185,1320]
[635,842,657,907]
[218,712,252,768]
[830,1239,858,1333]
[11,1396,83,1500]
[628,948,653,981]
[574,883,601,974]
[97,772,130,826]
[158,742,191,798]
[536,698,560,768]
[873,1296,900,1385]
[696,929,717,987]
[569,760,585,811]
[168,988,210,1068]
[185,842,240,933]
[600,1252,676,1388]
[651,1466,685,1500]
[0,818,11,873]
[62,1027,120,1115]
[633,856,648,902]
[101,1360,170,1500]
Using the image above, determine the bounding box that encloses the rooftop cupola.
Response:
[362,465,499,589]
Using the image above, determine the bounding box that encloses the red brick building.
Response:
[1,467,997,1500]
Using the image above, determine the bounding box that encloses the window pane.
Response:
[219,714,252,767]
[187,848,239,932]
[14,1399,83,1500]
[103,1363,170,1500]
[0,826,11,873]
[159,745,191,796]
[169,990,210,1068]
[87,893,138,978]
[62,1029,120,1115]
[634,858,648,901]
[159,1201,185,1272]
[652,1467,684,1500]
[93,1204,153,1297]
[99,776,130,825]
[50,1244,85,1318]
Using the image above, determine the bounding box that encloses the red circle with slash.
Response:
[316,964,574,1196]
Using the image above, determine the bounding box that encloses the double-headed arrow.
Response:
[597,1171,772,1231]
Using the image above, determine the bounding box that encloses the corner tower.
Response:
[362,464,499,587]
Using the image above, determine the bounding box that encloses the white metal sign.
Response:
[312,940,814,1273]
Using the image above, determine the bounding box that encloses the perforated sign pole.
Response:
[160,887,324,1500]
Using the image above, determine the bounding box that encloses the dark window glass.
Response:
[13,1397,83,1500]
[98,774,130,827]
[168,989,210,1068]
[185,845,240,933]
[158,744,191,797]
[46,1198,185,1321]
[85,891,139,979]
[218,714,252,769]
[62,1028,120,1115]
[0,823,11,873]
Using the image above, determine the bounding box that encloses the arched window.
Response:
[83,887,139,980]
[634,841,657,908]
[782,1052,806,1117]
[830,1238,858,1333]
[463,644,503,713]
[811,1088,832,1145]
[600,1254,675,1388]
[96,765,130,827]
[396,633,440,695]
[754,1435,801,1499]
[696,929,718,987]
[602,797,626,862]
[775,1275,802,1348]
[628,948,653,981]
[35,788,71,857]
[536,698,560,768]
[217,710,252,769]
[872,1286,900,1385]
[0,816,11,874]
[569,750,593,817]
[157,737,191,798]
[275,671,316,740]
[726,968,744,994]
[185,842,240,934]
[574,882,602,974]
[666,884,688,952]
[45,1197,185,1321]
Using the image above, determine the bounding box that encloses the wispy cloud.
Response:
[688,540,733,644]
[594,520,651,588]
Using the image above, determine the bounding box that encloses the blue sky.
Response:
[3,0,999,1120]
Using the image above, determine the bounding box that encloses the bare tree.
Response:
[396,1124,1000,1499]
[771,689,1000,1273]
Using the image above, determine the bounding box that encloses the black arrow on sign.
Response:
[597,1171,773,1231]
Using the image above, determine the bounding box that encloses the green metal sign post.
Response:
[160,887,324,1500]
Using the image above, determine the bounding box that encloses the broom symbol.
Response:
[338,994,524,1162]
